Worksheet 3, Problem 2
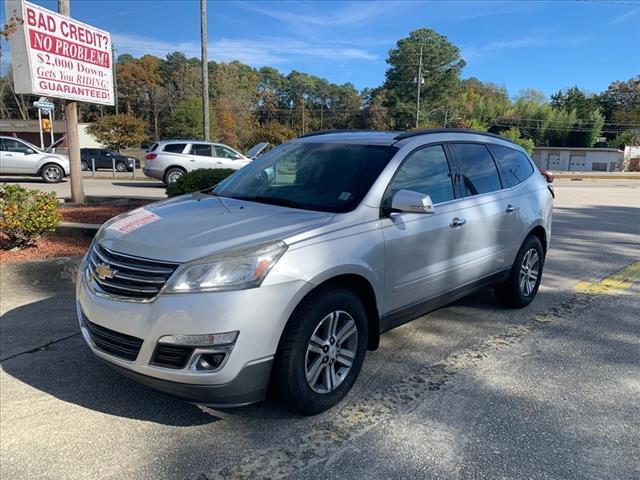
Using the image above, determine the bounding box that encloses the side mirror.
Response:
[391,189,435,214]
[24,149,35,155]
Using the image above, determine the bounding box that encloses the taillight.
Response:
[145,153,157,160]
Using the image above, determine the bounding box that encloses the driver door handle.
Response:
[450,217,466,228]
[505,204,519,213]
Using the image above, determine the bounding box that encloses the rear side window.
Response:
[450,143,502,197]
[389,145,454,204]
[191,144,213,157]
[163,143,187,154]
[489,144,534,187]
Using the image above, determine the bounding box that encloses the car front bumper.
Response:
[76,257,308,406]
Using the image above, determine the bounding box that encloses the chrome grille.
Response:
[87,243,179,301]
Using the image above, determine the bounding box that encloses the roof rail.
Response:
[393,128,517,145]
[297,129,392,138]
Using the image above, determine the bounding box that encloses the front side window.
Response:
[450,143,502,197]
[388,145,454,204]
[488,144,534,187]
[214,142,398,213]
[163,143,187,154]
[191,144,213,157]
[2,138,35,154]
[215,146,241,159]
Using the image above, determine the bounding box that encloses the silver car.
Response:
[77,129,553,414]
[0,135,70,183]
[143,140,251,185]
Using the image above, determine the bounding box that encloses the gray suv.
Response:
[143,140,251,185]
[77,129,553,414]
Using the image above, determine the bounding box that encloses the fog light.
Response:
[158,331,238,347]
[195,353,226,371]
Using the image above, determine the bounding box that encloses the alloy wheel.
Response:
[519,248,540,296]
[44,166,61,182]
[305,310,358,394]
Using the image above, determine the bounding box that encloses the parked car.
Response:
[80,148,139,172]
[143,140,252,185]
[245,141,270,159]
[0,135,70,183]
[77,129,553,414]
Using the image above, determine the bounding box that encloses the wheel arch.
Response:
[36,157,67,175]
[527,224,548,254]
[290,273,381,351]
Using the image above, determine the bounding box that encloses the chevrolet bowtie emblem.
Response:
[95,263,117,280]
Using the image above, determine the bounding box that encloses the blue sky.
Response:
[2,0,639,97]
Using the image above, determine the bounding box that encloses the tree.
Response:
[500,128,535,154]
[165,97,203,139]
[383,28,465,129]
[363,88,392,130]
[598,76,640,124]
[607,130,640,149]
[87,115,147,151]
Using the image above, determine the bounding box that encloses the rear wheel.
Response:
[115,161,127,172]
[272,288,368,415]
[80,160,89,171]
[163,167,185,185]
[41,163,64,183]
[495,235,544,308]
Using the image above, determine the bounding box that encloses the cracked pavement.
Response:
[1,179,639,479]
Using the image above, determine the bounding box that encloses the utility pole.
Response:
[112,44,119,115]
[415,44,423,129]
[58,0,83,203]
[200,0,209,141]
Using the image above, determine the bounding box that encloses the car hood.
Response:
[96,193,335,263]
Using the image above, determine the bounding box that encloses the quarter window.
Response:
[191,144,213,157]
[450,143,502,196]
[488,144,534,187]
[163,143,187,153]
[388,145,455,204]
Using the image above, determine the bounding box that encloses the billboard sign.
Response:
[5,0,114,105]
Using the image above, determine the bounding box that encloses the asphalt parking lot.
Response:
[1,179,639,479]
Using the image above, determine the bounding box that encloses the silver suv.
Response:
[77,129,553,414]
[143,140,251,185]
[0,136,70,183]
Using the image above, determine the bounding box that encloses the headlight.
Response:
[164,241,287,293]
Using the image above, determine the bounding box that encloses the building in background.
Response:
[0,120,102,151]
[532,147,624,172]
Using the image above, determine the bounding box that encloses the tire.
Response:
[80,160,90,171]
[271,288,368,415]
[115,161,127,172]
[40,163,64,183]
[163,167,185,185]
[495,235,545,308]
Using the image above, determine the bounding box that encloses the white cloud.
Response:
[462,34,593,62]
[111,33,376,65]
[242,1,397,27]
[609,7,640,24]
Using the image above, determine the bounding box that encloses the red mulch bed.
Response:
[0,234,92,263]
[60,199,153,224]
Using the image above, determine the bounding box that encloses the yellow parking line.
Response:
[574,260,640,295]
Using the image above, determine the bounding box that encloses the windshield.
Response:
[213,142,398,213]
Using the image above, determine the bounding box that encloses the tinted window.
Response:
[214,142,398,213]
[389,145,454,204]
[191,144,213,157]
[2,138,33,153]
[216,146,240,159]
[489,144,534,187]
[163,143,187,153]
[450,143,502,196]
[148,143,158,152]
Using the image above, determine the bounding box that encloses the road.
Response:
[1,180,639,479]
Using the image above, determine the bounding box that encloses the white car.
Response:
[143,140,252,185]
[0,136,70,183]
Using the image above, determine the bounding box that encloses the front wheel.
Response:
[115,161,127,172]
[272,288,368,415]
[80,160,89,171]
[41,163,64,183]
[495,235,545,308]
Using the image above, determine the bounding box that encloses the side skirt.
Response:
[380,269,510,334]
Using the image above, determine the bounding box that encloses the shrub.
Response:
[0,184,61,249]
[166,168,237,197]
[500,127,535,155]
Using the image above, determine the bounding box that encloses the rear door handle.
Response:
[505,204,519,213]
[450,217,466,228]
